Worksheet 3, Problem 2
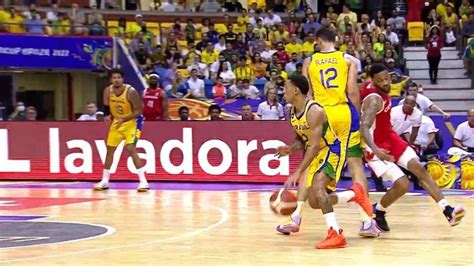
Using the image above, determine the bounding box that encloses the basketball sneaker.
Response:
[315,228,347,249]
[443,205,465,227]
[348,183,373,216]
[373,204,390,232]
[137,182,150,192]
[276,215,301,235]
[93,181,109,191]
[359,219,381,238]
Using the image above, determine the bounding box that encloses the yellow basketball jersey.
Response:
[290,100,334,150]
[308,51,349,106]
[109,84,133,120]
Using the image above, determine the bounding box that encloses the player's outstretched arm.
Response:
[121,88,143,123]
[361,95,394,162]
[346,56,361,113]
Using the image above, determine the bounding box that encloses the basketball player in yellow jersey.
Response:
[277,75,372,249]
[93,69,149,192]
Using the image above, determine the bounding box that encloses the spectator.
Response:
[263,8,282,27]
[391,95,422,145]
[210,55,231,79]
[453,108,474,153]
[166,46,184,68]
[257,88,284,120]
[229,79,244,98]
[162,63,178,91]
[284,103,292,120]
[52,13,70,35]
[234,34,248,55]
[285,33,303,57]
[160,0,176,11]
[264,69,279,93]
[275,42,290,68]
[25,106,37,121]
[201,42,219,65]
[22,4,40,20]
[436,0,454,21]
[187,69,205,98]
[461,13,474,44]
[223,0,243,12]
[164,32,178,52]
[389,72,410,97]
[384,25,399,46]
[459,0,471,18]
[187,55,209,79]
[251,52,268,79]
[387,11,407,44]
[248,30,265,55]
[183,43,200,67]
[134,42,152,70]
[337,4,357,26]
[207,24,220,44]
[196,34,211,51]
[237,9,250,33]
[178,106,191,120]
[8,102,26,121]
[214,35,227,53]
[386,58,403,76]
[143,73,169,121]
[23,9,47,34]
[69,3,87,35]
[149,0,161,10]
[400,83,451,119]
[240,102,259,120]
[201,18,211,36]
[234,57,254,81]
[172,18,183,40]
[208,104,223,120]
[218,62,236,86]
[426,9,443,30]
[304,13,321,35]
[184,19,196,44]
[6,7,24,34]
[88,5,105,35]
[46,3,59,24]
[426,25,443,84]
[261,42,276,61]
[255,19,268,39]
[241,79,260,99]
[374,33,386,58]
[212,77,227,99]
[443,6,458,32]
[200,0,220,12]
[77,102,99,121]
[285,53,300,75]
[404,115,442,159]
[150,45,167,68]
[371,10,385,28]
[220,42,237,63]
[463,38,474,76]
[125,0,141,10]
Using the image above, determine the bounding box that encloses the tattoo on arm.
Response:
[122,88,143,122]
[361,95,382,151]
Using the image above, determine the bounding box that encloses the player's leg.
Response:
[124,117,149,192]
[94,128,121,191]
[399,147,465,226]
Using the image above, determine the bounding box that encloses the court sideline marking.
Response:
[0,200,229,264]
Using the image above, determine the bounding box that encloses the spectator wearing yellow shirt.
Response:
[52,13,70,35]
[248,0,266,9]
[459,0,471,18]
[436,0,454,20]
[302,32,316,58]
[443,6,458,30]
[7,7,24,33]
[389,72,410,98]
[270,23,289,45]
[201,42,219,65]
[237,9,250,33]
[126,14,143,37]
[285,33,302,57]
[234,57,255,81]
[0,6,8,31]
[337,4,358,26]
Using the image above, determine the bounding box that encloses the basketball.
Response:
[269,189,297,216]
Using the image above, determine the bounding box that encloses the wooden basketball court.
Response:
[0,181,473,265]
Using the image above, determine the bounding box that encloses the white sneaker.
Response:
[93,181,109,191]
[137,182,150,192]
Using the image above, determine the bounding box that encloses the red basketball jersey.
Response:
[143,88,164,121]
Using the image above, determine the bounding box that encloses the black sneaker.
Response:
[373,204,390,232]
[373,176,387,192]
[443,205,465,227]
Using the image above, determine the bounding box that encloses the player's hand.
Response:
[442,112,451,120]
[275,145,292,158]
[284,171,301,189]
[374,148,395,162]
[115,118,124,129]
[104,115,112,126]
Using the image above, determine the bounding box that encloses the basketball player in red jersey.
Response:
[143,73,169,121]
[360,64,465,231]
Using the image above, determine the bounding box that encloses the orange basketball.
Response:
[269,189,297,216]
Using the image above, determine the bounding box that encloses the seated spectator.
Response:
[196,34,210,51]
[443,6,458,32]
[239,102,260,120]
[248,30,266,55]
[23,8,46,34]
[210,55,231,79]
[200,0,220,12]
[220,42,238,63]
[234,57,254,81]
[52,13,70,35]
[389,72,410,97]
[387,11,407,44]
[212,77,227,99]
[8,102,26,121]
[150,45,167,68]
[261,42,276,62]
[218,62,236,86]
[201,42,219,65]
[234,34,248,55]
[391,95,422,144]
[453,108,474,153]
[275,42,290,69]
[337,4,358,26]
[257,88,284,120]
[185,19,196,44]
[463,39,474,76]
[241,79,260,99]
[254,19,268,39]
[77,102,99,121]
[386,58,403,76]
[251,52,268,79]
[160,0,176,11]
[461,14,474,45]
[404,115,441,160]
[263,8,282,27]
[3,7,23,33]
[25,106,37,121]
[130,32,152,54]
[134,42,152,70]
[400,83,451,119]
[264,69,279,93]
[172,18,183,40]
[384,25,399,47]
[187,69,206,99]
[270,23,290,45]
[285,33,303,57]
[304,13,322,35]
[224,24,238,45]
[285,53,300,75]
[46,3,59,24]
[87,5,105,36]
[237,9,250,32]
[178,106,191,121]
[426,9,443,31]
[183,43,201,67]
[459,0,471,18]
[69,3,87,35]
[207,24,220,44]
[284,103,292,120]
[166,46,184,68]
[208,104,223,121]
[164,32,178,52]
[302,32,316,58]
[214,35,227,53]
[22,4,40,20]
[229,79,244,98]
[187,55,209,79]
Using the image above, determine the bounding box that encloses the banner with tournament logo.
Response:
[461,155,474,189]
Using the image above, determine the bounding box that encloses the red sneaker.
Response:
[348,183,373,216]
[315,228,347,249]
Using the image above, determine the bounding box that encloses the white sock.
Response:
[376,202,386,212]
[437,199,449,210]
[323,212,340,232]
[137,167,148,184]
[101,169,110,183]
[336,191,355,203]
[292,201,305,218]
